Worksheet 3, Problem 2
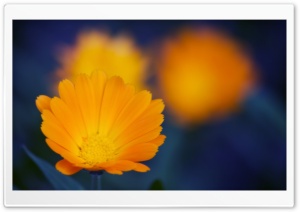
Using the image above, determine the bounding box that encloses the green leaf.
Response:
[23,146,84,190]
[149,179,164,190]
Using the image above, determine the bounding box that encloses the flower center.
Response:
[79,134,116,166]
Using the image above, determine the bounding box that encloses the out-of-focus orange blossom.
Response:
[157,29,256,125]
[55,30,148,91]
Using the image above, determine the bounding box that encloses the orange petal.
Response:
[58,79,88,137]
[117,127,162,150]
[110,90,152,138]
[117,143,158,162]
[90,71,107,131]
[45,139,84,165]
[114,114,163,147]
[98,76,125,135]
[50,97,83,147]
[107,84,136,135]
[105,160,136,174]
[41,110,79,154]
[105,168,123,175]
[139,99,165,119]
[148,135,166,147]
[36,95,51,113]
[56,159,82,175]
[108,160,137,171]
[74,74,97,135]
[105,84,136,139]
[133,163,150,172]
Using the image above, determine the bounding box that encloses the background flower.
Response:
[55,31,148,91]
[157,29,256,125]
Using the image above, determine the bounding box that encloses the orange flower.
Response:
[157,29,256,124]
[55,31,148,91]
[36,71,165,175]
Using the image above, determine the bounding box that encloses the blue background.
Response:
[13,20,286,190]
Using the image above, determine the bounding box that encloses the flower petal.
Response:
[98,76,125,136]
[117,143,158,162]
[91,71,107,132]
[139,99,165,119]
[105,168,123,175]
[50,97,83,147]
[110,90,152,138]
[45,139,84,165]
[56,159,82,175]
[108,84,136,131]
[74,74,97,135]
[36,95,51,113]
[148,135,166,147]
[58,79,88,137]
[41,110,79,154]
[107,160,136,171]
[117,127,162,150]
[133,163,150,172]
[114,115,163,147]
[102,160,139,175]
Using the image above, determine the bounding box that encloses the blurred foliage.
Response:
[23,146,84,190]
[149,179,164,190]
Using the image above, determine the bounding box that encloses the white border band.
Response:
[4,4,294,207]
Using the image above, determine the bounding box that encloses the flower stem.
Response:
[90,171,103,190]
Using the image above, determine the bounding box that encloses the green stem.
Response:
[90,171,103,190]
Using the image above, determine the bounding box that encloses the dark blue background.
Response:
[13,20,286,190]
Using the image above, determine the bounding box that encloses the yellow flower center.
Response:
[79,134,116,166]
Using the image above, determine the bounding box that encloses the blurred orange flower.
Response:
[36,71,165,175]
[55,31,148,91]
[157,29,256,125]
